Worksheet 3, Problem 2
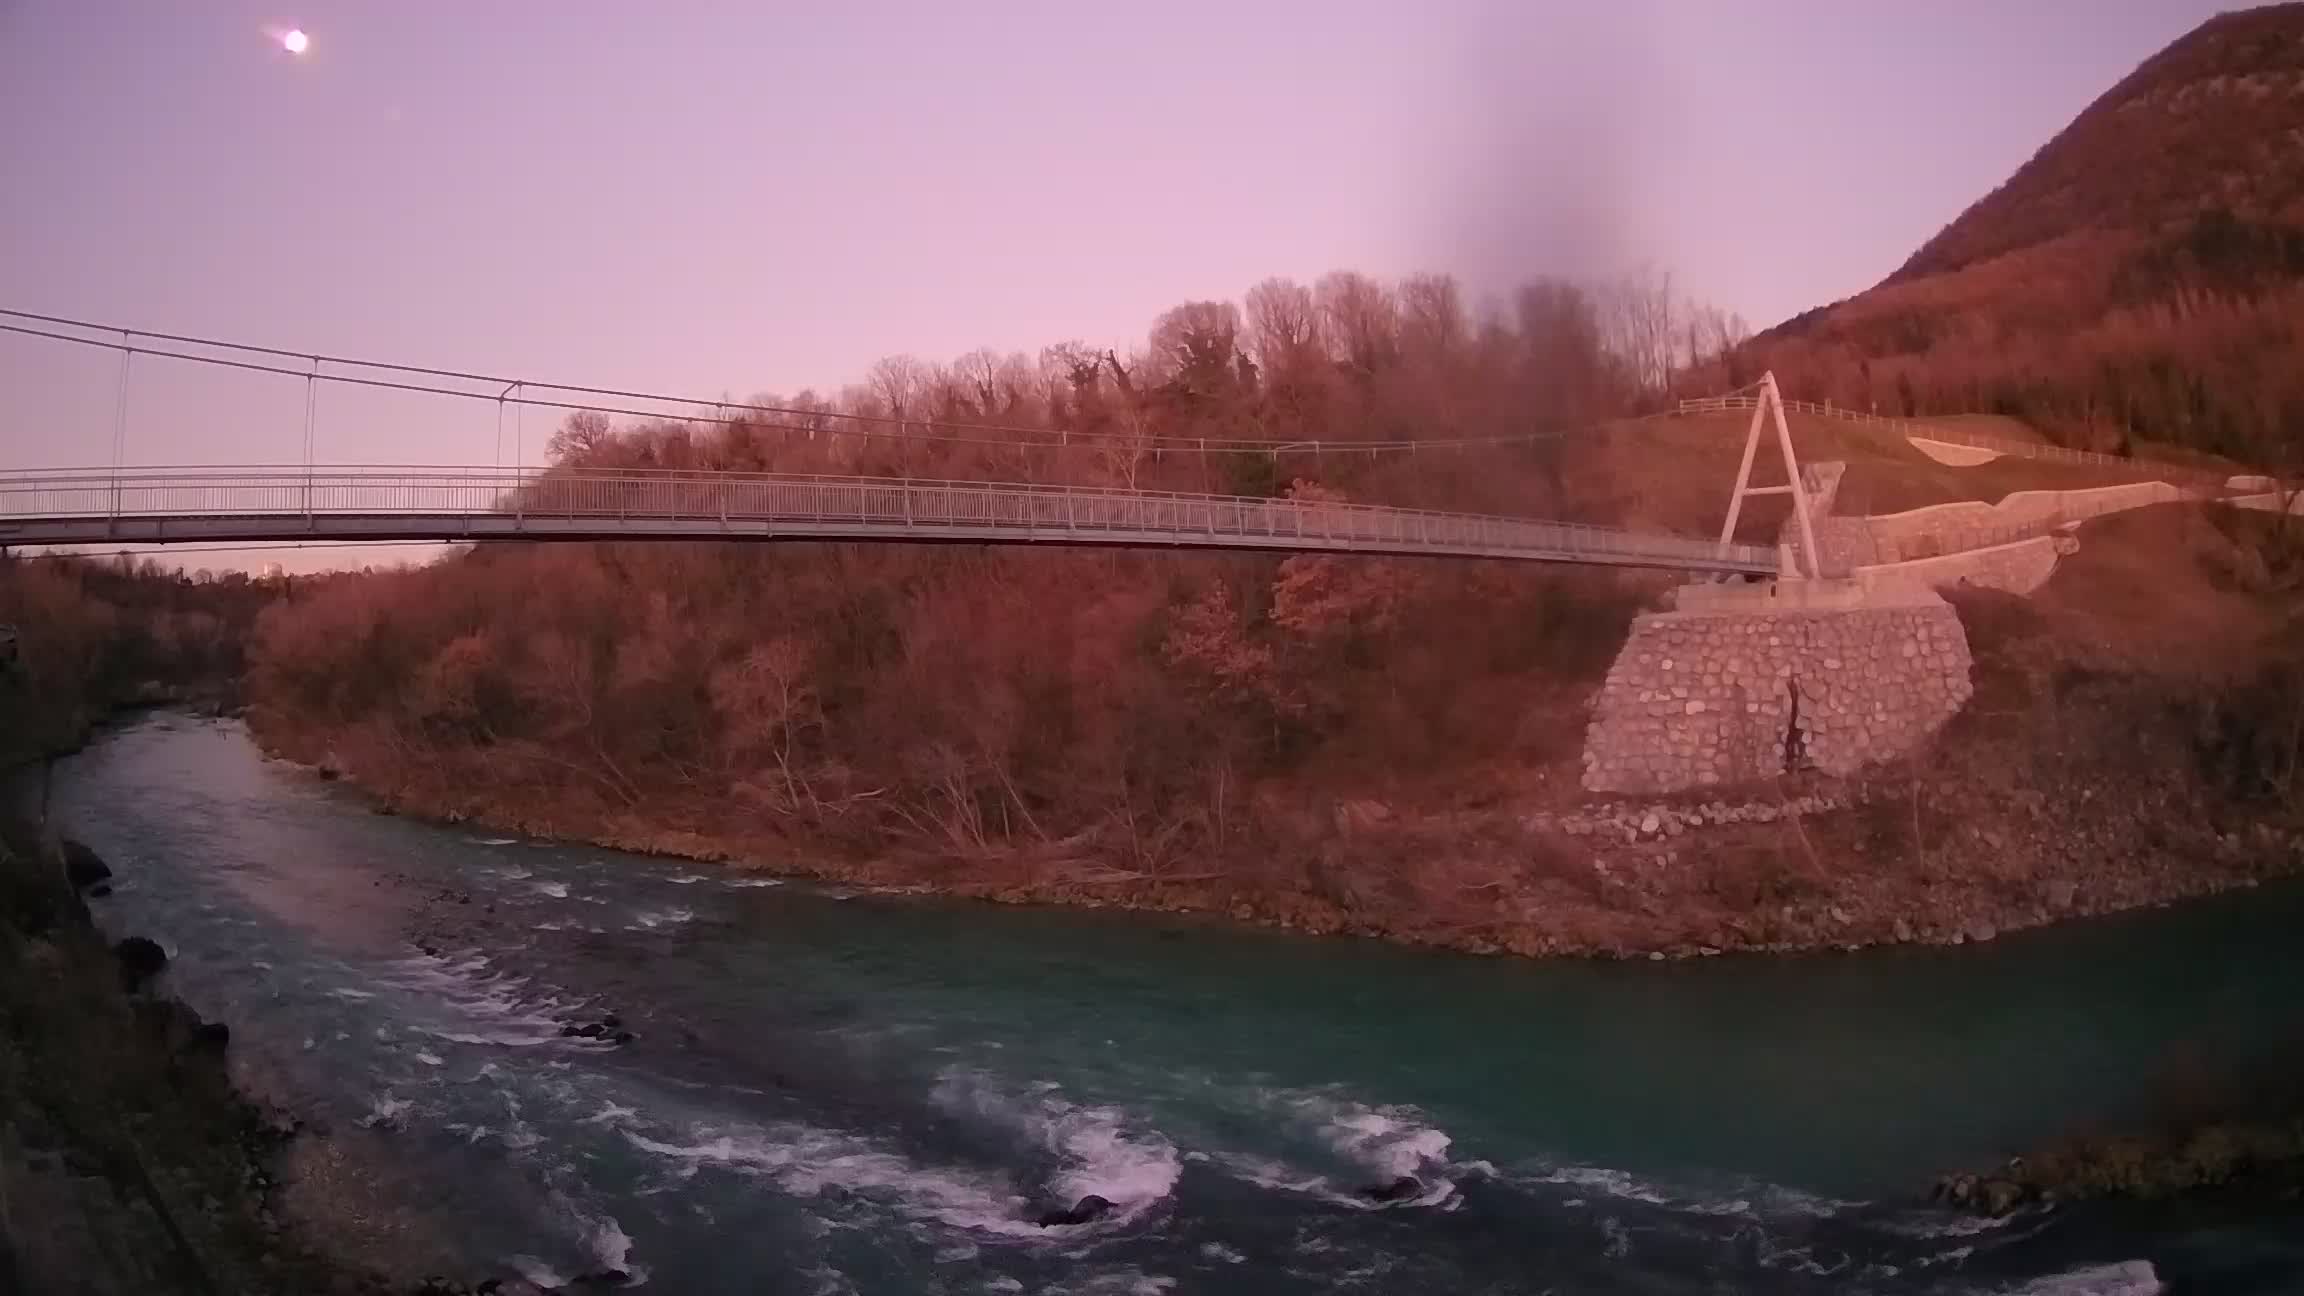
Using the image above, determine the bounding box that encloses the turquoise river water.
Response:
[44,715,2304,1294]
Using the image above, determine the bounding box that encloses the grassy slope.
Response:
[1552,411,2224,537]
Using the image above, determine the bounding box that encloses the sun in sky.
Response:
[262,25,310,56]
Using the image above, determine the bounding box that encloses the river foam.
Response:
[2007,1260,2164,1295]
[931,1069,1184,1224]
[372,949,589,1049]
[1193,1085,1468,1210]
[625,1124,1046,1238]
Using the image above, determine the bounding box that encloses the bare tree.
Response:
[1148,300,1246,394]
[949,348,1005,418]
[1244,277,1321,379]
[866,354,930,422]
[1397,273,1469,366]
[546,410,615,464]
[1599,265,1680,400]
[1515,278,1619,422]
[1317,271,1399,377]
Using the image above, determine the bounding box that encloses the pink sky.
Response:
[0,0,2237,567]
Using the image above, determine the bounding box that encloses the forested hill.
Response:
[1725,4,2304,465]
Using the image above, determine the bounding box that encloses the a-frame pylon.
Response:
[1716,372,1821,579]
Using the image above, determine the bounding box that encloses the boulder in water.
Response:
[1034,1194,1115,1227]
[114,936,168,990]
[1978,1178,2026,1215]
[61,839,111,889]
[1359,1175,1425,1204]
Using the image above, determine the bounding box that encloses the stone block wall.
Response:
[1861,482,2185,561]
[1581,593,1975,794]
[1853,534,2074,598]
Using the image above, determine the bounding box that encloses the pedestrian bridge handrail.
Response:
[0,466,1781,575]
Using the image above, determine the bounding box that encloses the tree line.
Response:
[244,268,1736,884]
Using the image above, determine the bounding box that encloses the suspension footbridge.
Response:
[0,309,1786,576]
[0,467,1782,575]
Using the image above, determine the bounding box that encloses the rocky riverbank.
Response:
[0,791,579,1295]
[1929,1027,2304,1218]
[247,584,2304,963]
[255,674,2304,965]
[1933,1119,2304,1217]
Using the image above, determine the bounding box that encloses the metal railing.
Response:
[1675,395,2234,485]
[0,466,1781,575]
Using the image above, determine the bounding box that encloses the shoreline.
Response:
[0,769,553,1295]
[241,712,2304,965]
[38,713,2304,1268]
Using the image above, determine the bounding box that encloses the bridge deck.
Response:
[0,468,1780,576]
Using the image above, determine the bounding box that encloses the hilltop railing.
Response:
[0,465,1781,576]
[1675,394,2234,486]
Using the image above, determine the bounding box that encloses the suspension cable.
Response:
[0,308,1666,456]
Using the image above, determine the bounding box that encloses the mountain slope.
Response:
[1895,4,2304,283]
[1736,4,2304,465]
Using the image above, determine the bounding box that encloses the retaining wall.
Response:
[1775,462,1880,576]
[2232,490,2303,515]
[1582,589,1974,795]
[1859,481,2188,562]
[1853,534,2074,598]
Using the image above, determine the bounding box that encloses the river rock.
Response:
[61,838,111,889]
[1035,1194,1116,1227]
[114,936,168,990]
[1359,1175,1425,1204]
[1932,1172,1978,1207]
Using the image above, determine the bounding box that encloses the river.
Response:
[41,715,2304,1294]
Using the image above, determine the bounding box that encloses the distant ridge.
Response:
[1732,4,2304,464]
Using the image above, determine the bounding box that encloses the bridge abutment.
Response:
[1580,581,1974,795]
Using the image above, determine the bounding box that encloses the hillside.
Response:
[1730,4,2304,467]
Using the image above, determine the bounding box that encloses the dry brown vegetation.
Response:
[1713,5,2304,468]
[235,270,2304,958]
[240,266,1738,850]
[0,556,275,764]
[230,7,2304,953]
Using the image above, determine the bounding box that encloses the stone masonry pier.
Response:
[1581,583,1974,795]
